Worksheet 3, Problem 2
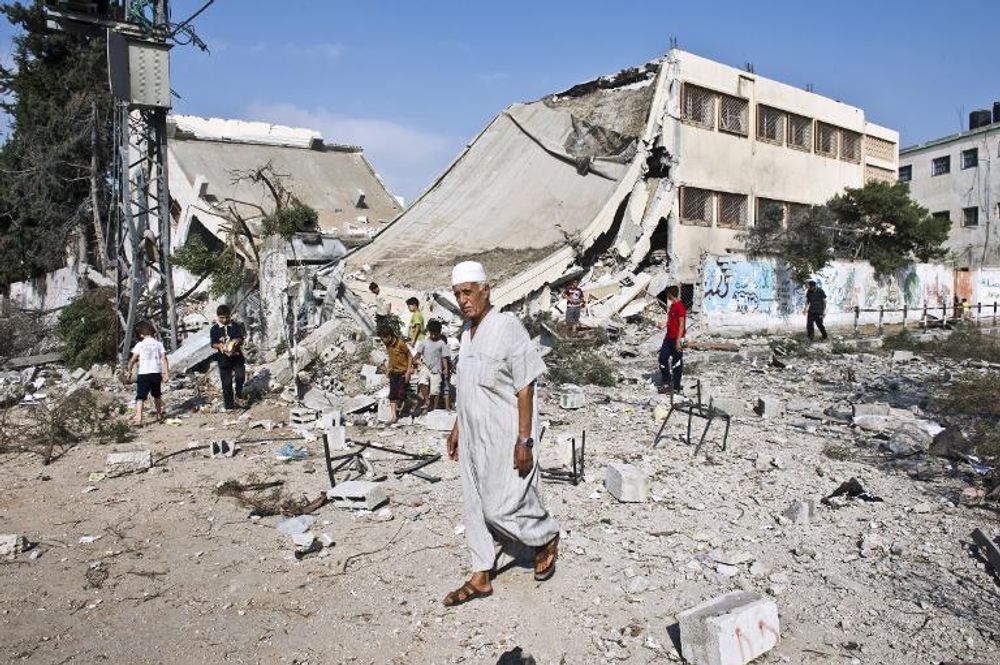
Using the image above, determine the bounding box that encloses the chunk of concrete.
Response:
[376,398,393,423]
[290,406,317,424]
[891,350,914,362]
[711,397,747,417]
[544,432,581,469]
[782,500,814,525]
[559,385,586,410]
[852,402,891,418]
[326,480,388,510]
[0,534,28,557]
[678,591,780,665]
[106,450,152,475]
[167,329,214,375]
[421,410,456,432]
[605,463,649,503]
[754,397,785,419]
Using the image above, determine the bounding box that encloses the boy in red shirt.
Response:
[658,285,686,393]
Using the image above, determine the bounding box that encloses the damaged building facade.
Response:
[347,49,904,331]
[898,106,1000,274]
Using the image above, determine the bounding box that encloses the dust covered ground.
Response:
[2,334,1000,664]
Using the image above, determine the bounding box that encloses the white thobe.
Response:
[456,309,560,572]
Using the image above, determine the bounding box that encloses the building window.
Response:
[898,165,912,182]
[787,203,810,224]
[815,122,839,157]
[865,135,896,161]
[840,130,862,163]
[963,207,979,227]
[961,148,978,169]
[718,95,749,136]
[682,84,716,129]
[932,211,950,221]
[756,198,786,227]
[931,155,951,176]
[757,105,785,144]
[680,187,714,226]
[718,193,748,228]
[787,114,812,152]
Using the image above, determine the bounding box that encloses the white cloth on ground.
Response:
[133,338,165,375]
[456,308,559,572]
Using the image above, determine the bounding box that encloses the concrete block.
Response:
[326,480,388,510]
[377,398,393,423]
[852,402,891,418]
[558,384,586,410]
[290,406,317,424]
[106,450,152,475]
[422,409,456,432]
[604,463,649,503]
[782,500,814,524]
[754,397,785,419]
[210,440,235,458]
[0,534,28,557]
[891,350,914,362]
[711,397,747,417]
[678,591,780,665]
[167,329,214,375]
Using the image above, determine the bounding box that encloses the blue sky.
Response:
[3,1,999,200]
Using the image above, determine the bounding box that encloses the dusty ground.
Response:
[2,338,1000,664]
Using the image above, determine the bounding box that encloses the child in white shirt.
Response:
[127,321,169,426]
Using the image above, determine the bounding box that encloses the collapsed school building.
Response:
[347,49,988,333]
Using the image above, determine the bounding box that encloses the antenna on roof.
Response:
[744,62,754,73]
[669,36,678,50]
[805,83,814,93]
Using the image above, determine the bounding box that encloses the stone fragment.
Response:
[544,432,582,469]
[0,534,28,557]
[290,406,318,424]
[605,463,649,503]
[928,426,972,460]
[710,397,746,417]
[105,450,152,475]
[891,350,914,362]
[852,403,891,418]
[291,532,315,548]
[754,397,785,419]
[210,440,235,458]
[559,385,586,410]
[421,409,456,432]
[678,591,780,665]
[782,500,814,525]
[376,398,393,423]
[326,480,389,510]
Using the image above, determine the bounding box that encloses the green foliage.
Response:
[55,287,116,368]
[375,314,403,340]
[741,181,951,280]
[547,348,616,387]
[261,203,318,240]
[0,308,42,360]
[173,235,246,298]
[884,328,1000,364]
[0,1,113,285]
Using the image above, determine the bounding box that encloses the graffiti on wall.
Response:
[977,269,1000,305]
[702,255,954,319]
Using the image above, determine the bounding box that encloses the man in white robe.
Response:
[443,261,560,607]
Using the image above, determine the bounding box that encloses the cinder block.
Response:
[754,397,785,419]
[711,397,747,417]
[290,406,317,424]
[678,591,780,665]
[852,402,891,418]
[326,480,388,510]
[422,409,456,432]
[210,440,235,458]
[559,389,586,410]
[604,463,649,503]
[106,451,152,475]
[544,432,581,469]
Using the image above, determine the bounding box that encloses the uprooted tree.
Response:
[740,181,951,282]
[172,163,319,298]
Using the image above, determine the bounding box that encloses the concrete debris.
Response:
[929,426,972,460]
[891,350,915,362]
[971,528,1000,575]
[678,591,780,665]
[559,384,587,410]
[0,534,29,557]
[420,409,456,432]
[105,451,153,475]
[4,352,62,370]
[290,407,318,424]
[166,329,214,375]
[710,396,747,417]
[754,397,785,419]
[376,399,393,423]
[210,440,236,458]
[782,500,815,525]
[327,480,389,510]
[605,463,649,503]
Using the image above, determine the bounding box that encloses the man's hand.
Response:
[513,442,533,478]
[446,428,459,461]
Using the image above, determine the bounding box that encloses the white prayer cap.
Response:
[451,261,488,286]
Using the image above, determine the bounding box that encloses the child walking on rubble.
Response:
[378,323,413,423]
[128,321,169,426]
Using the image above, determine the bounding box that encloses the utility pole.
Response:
[46,0,186,363]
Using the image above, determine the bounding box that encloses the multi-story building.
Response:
[898,108,1000,273]
[350,49,899,312]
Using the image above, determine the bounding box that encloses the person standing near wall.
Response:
[804,280,828,341]
[657,286,686,394]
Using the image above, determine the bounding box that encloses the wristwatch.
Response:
[517,436,534,449]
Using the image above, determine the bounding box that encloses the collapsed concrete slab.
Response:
[167,329,214,375]
[678,591,780,665]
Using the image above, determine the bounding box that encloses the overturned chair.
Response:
[652,380,731,454]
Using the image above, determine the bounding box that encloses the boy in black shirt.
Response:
[210,304,246,410]
[804,280,828,341]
